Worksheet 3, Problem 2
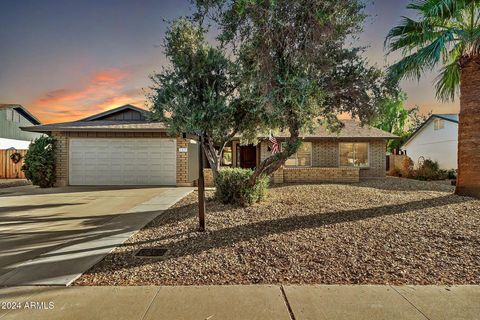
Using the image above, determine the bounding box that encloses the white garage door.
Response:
[69,138,176,185]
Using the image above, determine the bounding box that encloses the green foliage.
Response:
[150,18,236,141]
[149,18,258,174]
[413,159,445,180]
[374,92,410,134]
[385,0,480,101]
[446,169,457,179]
[196,0,388,182]
[21,136,56,188]
[373,90,433,152]
[215,168,270,206]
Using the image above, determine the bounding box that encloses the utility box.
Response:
[187,140,199,182]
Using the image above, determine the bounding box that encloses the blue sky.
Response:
[0,0,458,123]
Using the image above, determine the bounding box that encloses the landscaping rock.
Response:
[75,178,480,286]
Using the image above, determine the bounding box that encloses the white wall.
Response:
[403,119,458,170]
[0,138,32,150]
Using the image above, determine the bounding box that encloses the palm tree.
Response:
[386,0,480,198]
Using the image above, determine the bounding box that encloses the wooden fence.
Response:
[0,149,27,179]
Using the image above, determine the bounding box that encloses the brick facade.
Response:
[51,131,192,187]
[360,140,387,179]
[283,167,359,183]
[259,139,387,183]
[175,137,191,186]
[52,130,385,187]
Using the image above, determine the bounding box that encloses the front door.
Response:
[240,145,257,169]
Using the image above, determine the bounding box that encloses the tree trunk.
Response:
[248,117,301,186]
[202,138,221,182]
[456,55,480,198]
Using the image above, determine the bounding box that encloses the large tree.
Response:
[149,18,259,179]
[385,0,480,198]
[197,0,385,186]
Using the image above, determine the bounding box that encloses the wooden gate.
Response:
[0,150,27,179]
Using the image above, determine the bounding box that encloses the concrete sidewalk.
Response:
[0,285,478,320]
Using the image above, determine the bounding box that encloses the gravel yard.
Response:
[75,177,480,286]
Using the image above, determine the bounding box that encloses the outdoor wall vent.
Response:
[134,248,169,258]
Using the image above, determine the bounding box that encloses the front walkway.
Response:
[0,186,193,286]
[0,285,478,319]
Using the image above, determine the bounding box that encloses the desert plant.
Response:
[400,156,415,178]
[215,168,270,206]
[21,136,56,188]
[414,159,444,181]
[388,167,402,177]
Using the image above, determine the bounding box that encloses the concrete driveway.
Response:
[0,185,193,286]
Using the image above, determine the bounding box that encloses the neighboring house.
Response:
[401,114,458,170]
[22,104,396,187]
[0,104,42,149]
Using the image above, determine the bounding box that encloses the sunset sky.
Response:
[0,0,459,124]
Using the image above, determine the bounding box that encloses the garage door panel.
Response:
[69,138,177,186]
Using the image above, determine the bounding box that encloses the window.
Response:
[6,108,13,121]
[433,118,445,130]
[222,147,232,166]
[339,143,369,167]
[283,142,312,167]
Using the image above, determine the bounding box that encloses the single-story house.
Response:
[401,114,458,170]
[22,104,397,187]
[0,104,42,149]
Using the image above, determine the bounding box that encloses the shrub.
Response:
[446,169,457,179]
[215,168,270,206]
[413,159,445,181]
[400,156,414,178]
[388,167,402,177]
[22,136,56,188]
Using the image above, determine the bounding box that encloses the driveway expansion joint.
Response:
[280,285,297,320]
[389,285,431,320]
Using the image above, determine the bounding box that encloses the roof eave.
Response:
[20,127,168,133]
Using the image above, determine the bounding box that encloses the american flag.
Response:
[269,132,280,154]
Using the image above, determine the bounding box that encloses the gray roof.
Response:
[80,104,148,121]
[21,103,395,139]
[434,113,459,123]
[260,120,398,139]
[0,104,41,125]
[21,104,167,133]
[22,120,168,133]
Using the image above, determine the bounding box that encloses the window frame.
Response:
[281,141,313,167]
[433,118,445,131]
[338,142,370,168]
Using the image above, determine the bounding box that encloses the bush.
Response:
[413,159,445,181]
[446,169,457,180]
[215,168,270,206]
[388,167,402,177]
[22,136,56,188]
[400,157,414,178]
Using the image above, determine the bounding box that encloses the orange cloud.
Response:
[29,68,146,123]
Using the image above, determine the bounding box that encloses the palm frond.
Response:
[408,0,473,19]
[435,59,461,101]
[385,16,442,53]
[388,29,456,80]
[435,42,463,101]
